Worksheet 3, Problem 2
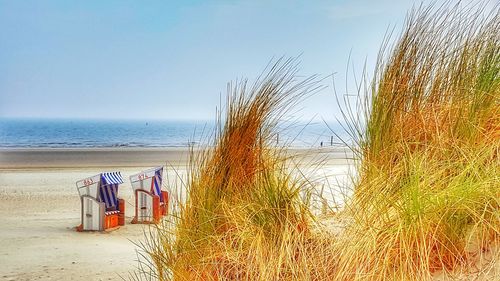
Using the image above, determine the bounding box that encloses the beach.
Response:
[0,147,351,280]
[4,148,496,280]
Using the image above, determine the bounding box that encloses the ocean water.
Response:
[0,118,346,148]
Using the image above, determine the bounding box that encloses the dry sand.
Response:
[0,147,351,280]
[0,166,159,281]
[3,148,495,280]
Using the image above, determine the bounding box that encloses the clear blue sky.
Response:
[1,0,439,120]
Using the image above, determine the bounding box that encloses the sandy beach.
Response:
[0,147,351,280]
[1,148,497,280]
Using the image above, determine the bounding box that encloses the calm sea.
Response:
[0,118,346,148]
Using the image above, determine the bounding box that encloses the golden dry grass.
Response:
[333,2,499,280]
[133,58,337,281]
[134,2,499,281]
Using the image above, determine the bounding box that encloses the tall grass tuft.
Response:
[334,2,499,280]
[134,58,337,280]
[134,2,499,280]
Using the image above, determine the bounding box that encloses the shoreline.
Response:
[0,146,353,169]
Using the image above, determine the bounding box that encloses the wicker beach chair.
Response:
[75,172,126,231]
[129,166,168,224]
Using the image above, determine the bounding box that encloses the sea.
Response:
[0,118,348,148]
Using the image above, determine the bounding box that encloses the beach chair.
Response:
[129,166,168,224]
[75,172,126,231]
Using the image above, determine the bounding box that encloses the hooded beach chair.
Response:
[75,172,126,231]
[129,166,168,223]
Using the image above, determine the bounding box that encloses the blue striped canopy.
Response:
[100,172,123,209]
[152,168,163,202]
[101,172,124,185]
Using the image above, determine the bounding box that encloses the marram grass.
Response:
[133,58,337,281]
[133,2,499,281]
[334,2,499,280]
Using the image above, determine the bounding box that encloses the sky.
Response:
[0,0,447,121]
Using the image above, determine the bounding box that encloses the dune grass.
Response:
[333,2,499,280]
[134,2,499,281]
[133,58,338,280]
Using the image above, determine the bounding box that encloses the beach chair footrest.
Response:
[104,213,119,229]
